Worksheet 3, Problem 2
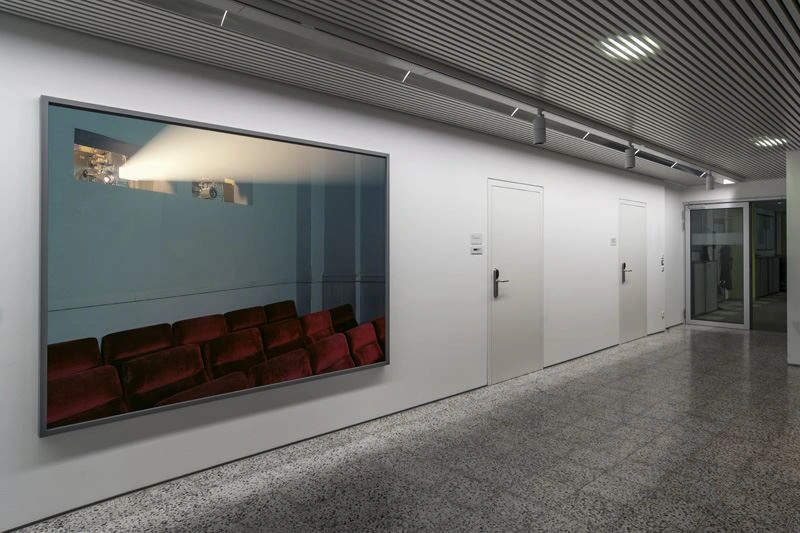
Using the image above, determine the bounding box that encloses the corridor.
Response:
[23,326,797,532]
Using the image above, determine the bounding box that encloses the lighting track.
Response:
[132,0,742,184]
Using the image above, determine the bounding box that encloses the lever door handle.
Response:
[621,262,632,283]
[492,268,510,298]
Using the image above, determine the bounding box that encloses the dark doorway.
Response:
[751,200,787,332]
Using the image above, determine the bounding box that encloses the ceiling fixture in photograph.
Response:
[599,34,660,61]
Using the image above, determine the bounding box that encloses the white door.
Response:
[619,200,647,343]
[488,179,543,385]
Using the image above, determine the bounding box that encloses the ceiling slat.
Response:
[1,0,794,185]
[268,0,797,180]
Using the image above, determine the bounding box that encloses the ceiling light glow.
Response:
[722,178,735,185]
[510,107,519,117]
[220,9,228,26]
[599,34,660,61]
[752,136,789,148]
[401,70,411,83]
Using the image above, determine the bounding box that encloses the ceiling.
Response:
[2,0,797,186]
[259,0,799,182]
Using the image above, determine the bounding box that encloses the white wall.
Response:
[681,178,786,203]
[0,14,677,529]
[787,152,800,365]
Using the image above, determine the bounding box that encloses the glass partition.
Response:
[686,204,750,328]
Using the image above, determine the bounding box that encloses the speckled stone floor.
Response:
[20,325,800,532]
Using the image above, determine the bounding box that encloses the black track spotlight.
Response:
[624,143,636,169]
[533,111,546,145]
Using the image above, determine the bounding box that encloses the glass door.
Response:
[685,203,750,329]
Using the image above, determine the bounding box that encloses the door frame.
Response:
[684,202,751,330]
[619,198,648,343]
[487,178,544,384]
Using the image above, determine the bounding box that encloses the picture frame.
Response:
[40,96,389,436]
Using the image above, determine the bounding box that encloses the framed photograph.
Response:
[41,97,388,435]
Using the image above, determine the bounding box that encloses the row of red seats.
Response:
[47,299,386,429]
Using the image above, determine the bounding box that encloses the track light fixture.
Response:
[705,171,715,191]
[533,111,546,145]
[624,143,636,169]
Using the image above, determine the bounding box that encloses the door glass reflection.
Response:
[689,208,744,324]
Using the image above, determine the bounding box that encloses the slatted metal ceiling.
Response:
[263,0,799,182]
[0,1,793,185]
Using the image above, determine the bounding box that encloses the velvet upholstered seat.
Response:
[372,316,386,352]
[202,328,266,378]
[300,310,336,346]
[260,319,305,359]
[224,306,267,332]
[47,366,127,428]
[264,300,298,324]
[173,314,228,346]
[345,323,384,366]
[118,344,209,411]
[247,348,313,387]
[155,372,249,407]
[47,337,102,381]
[101,323,174,366]
[308,333,355,374]
[330,304,358,333]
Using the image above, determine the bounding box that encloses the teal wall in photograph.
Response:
[46,105,299,342]
[46,105,386,343]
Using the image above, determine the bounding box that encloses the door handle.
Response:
[493,268,510,298]
[621,262,632,283]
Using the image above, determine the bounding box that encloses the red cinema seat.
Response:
[260,319,305,359]
[330,304,358,333]
[225,306,267,332]
[345,324,385,366]
[372,316,386,352]
[155,372,250,407]
[203,328,266,378]
[119,345,209,411]
[102,324,174,367]
[173,314,228,345]
[308,333,355,374]
[248,348,312,386]
[300,310,335,346]
[264,300,297,323]
[47,366,127,429]
[47,337,101,381]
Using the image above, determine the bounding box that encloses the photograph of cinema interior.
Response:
[45,102,387,432]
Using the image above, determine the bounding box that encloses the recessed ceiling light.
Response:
[599,34,660,61]
[722,178,735,185]
[752,136,788,148]
[401,70,411,83]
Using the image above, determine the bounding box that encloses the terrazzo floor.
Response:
[21,325,800,532]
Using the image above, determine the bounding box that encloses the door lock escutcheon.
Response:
[493,268,510,298]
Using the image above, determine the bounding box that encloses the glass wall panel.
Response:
[689,207,745,324]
